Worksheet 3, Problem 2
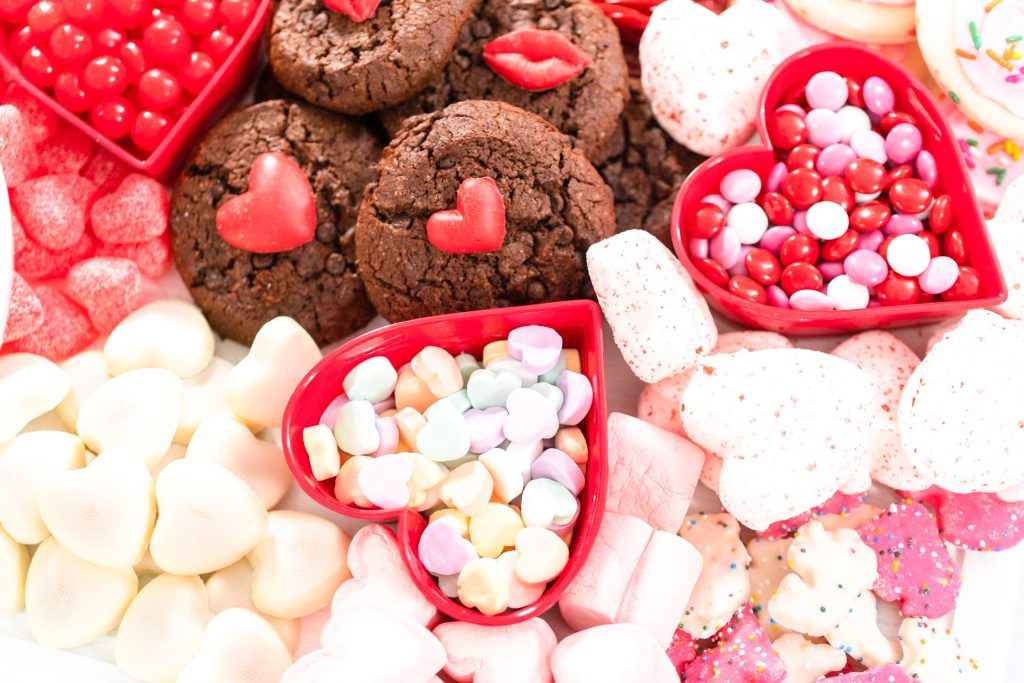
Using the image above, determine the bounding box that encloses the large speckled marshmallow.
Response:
[550,624,679,683]
[832,331,929,491]
[681,349,876,530]
[587,230,716,384]
[640,0,785,156]
[434,619,557,683]
[900,311,1024,492]
[678,512,750,638]
[989,177,1024,320]
[0,353,71,445]
[606,413,704,533]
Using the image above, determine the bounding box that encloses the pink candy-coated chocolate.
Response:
[916,150,938,188]
[805,108,841,148]
[710,227,742,269]
[789,289,833,311]
[766,162,788,193]
[863,76,895,116]
[720,169,761,204]
[700,193,732,213]
[884,213,924,236]
[816,143,856,177]
[6,284,95,360]
[907,486,1024,552]
[759,226,796,254]
[681,606,786,683]
[766,285,790,308]
[918,256,959,295]
[885,122,923,165]
[844,249,889,287]
[818,261,845,282]
[805,71,847,111]
[690,238,710,259]
[858,229,885,252]
[757,490,868,540]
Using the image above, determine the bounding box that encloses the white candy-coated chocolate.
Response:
[0,353,71,445]
[177,608,293,683]
[104,300,215,379]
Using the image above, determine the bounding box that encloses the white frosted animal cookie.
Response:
[918,0,1024,140]
[746,536,792,640]
[56,350,109,429]
[988,175,1024,321]
[587,230,716,384]
[677,512,751,638]
[104,299,215,378]
[826,591,901,667]
[831,331,930,491]
[640,0,785,155]
[772,633,846,683]
[786,0,916,44]
[0,353,71,444]
[899,310,1024,492]
[178,608,293,683]
[681,349,876,530]
[0,527,29,617]
[897,617,984,682]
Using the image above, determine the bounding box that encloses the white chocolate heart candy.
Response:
[0,526,29,616]
[25,537,138,648]
[178,608,292,683]
[0,353,71,445]
[150,459,268,575]
[304,424,341,481]
[115,573,213,683]
[104,300,215,378]
[0,431,86,544]
[77,368,183,470]
[38,448,156,568]
[185,413,291,509]
[176,357,233,444]
[224,317,322,428]
[56,350,109,429]
[205,559,301,653]
[248,510,352,619]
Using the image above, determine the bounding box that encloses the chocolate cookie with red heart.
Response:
[356,99,616,322]
[169,99,381,345]
[378,0,629,161]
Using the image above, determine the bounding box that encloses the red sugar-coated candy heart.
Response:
[81,147,131,193]
[426,176,507,254]
[3,273,44,343]
[888,178,932,215]
[693,257,730,288]
[13,214,97,280]
[0,103,39,186]
[827,664,912,683]
[728,275,767,304]
[65,256,143,332]
[690,204,725,239]
[849,200,890,232]
[845,158,887,194]
[5,285,96,360]
[483,27,592,92]
[858,501,961,618]
[757,490,867,540]
[760,192,793,226]
[785,143,819,172]
[941,265,981,301]
[666,627,698,676]
[682,606,786,683]
[4,87,58,142]
[906,486,1024,552]
[778,233,819,266]
[38,124,95,174]
[876,271,920,306]
[929,194,953,234]
[744,248,781,286]
[821,176,854,212]
[821,229,859,261]
[95,232,170,277]
[216,152,316,253]
[780,168,823,209]
[89,173,168,243]
[780,262,823,296]
[942,229,967,264]
[11,173,98,250]
[766,109,807,150]
[321,0,379,22]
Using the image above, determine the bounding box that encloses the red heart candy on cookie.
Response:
[215,152,316,254]
[321,0,380,22]
[483,27,592,92]
[426,177,507,255]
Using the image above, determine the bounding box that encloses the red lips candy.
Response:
[483,27,592,92]
[427,177,507,255]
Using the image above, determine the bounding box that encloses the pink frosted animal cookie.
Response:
[587,230,716,384]
[857,501,961,618]
[827,663,912,683]
[550,624,679,683]
[987,175,1024,320]
[606,413,704,533]
[666,627,698,675]
[757,490,868,540]
[678,512,751,638]
[681,606,786,683]
[681,349,877,531]
[639,0,786,155]
[898,311,1024,493]
[907,486,1024,552]
[434,619,556,683]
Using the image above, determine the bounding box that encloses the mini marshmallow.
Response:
[678,512,751,638]
[0,527,29,617]
[897,617,984,682]
[177,608,292,683]
[205,560,300,654]
[434,619,557,683]
[0,353,71,444]
[587,230,716,384]
[772,633,846,683]
[56,350,109,430]
[104,299,215,378]
[550,624,679,683]
[175,357,233,444]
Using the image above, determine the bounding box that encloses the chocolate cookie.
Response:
[595,82,706,246]
[269,0,480,115]
[357,99,616,322]
[170,99,381,346]
[378,0,629,161]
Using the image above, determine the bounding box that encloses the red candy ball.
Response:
[780,262,823,295]
[929,194,953,234]
[760,192,794,226]
[0,0,34,23]
[888,178,932,214]
[845,158,887,194]
[690,204,725,239]
[878,234,896,261]
[779,233,819,266]
[49,23,93,65]
[943,229,967,264]
[728,275,767,304]
[83,54,128,97]
[118,40,146,81]
[53,69,93,111]
[849,201,891,232]
[821,175,854,212]
[876,272,920,306]
[941,266,981,301]
[8,25,39,60]
[21,45,55,87]
[821,229,859,261]
[27,0,66,36]
[143,16,189,64]
[693,257,730,288]
[744,248,781,286]
[781,168,824,209]
[131,109,171,151]
[90,95,134,139]
[786,143,820,171]
[879,111,918,134]
[200,28,234,63]
[181,0,216,33]
[105,0,150,28]
[63,0,103,24]
[94,27,125,54]
[178,50,214,94]
[217,0,253,33]
[767,109,807,150]
[138,67,180,110]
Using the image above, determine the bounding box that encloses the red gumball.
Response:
[693,257,730,288]
[821,175,854,211]
[941,266,981,301]
[200,28,234,63]
[83,54,128,97]
[90,95,134,139]
[728,275,767,304]
[94,27,125,55]
[0,0,34,23]
[849,200,890,232]
[27,0,65,36]
[744,248,781,286]
[138,67,180,110]
[118,40,146,81]
[218,0,253,33]
[779,233,819,266]
[821,229,859,261]
[780,262,823,295]
[786,143,820,171]
[760,191,794,226]
[929,194,953,234]
[106,0,151,28]
[889,178,932,214]
[943,229,967,264]
[49,23,93,65]
[781,168,824,209]
[767,109,807,150]
[64,0,104,24]
[181,0,216,33]
[8,25,39,60]
[876,272,920,306]
[845,158,887,194]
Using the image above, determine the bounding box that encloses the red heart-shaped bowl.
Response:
[282,300,607,625]
[0,0,270,181]
[671,44,1008,335]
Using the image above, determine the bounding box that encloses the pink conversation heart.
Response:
[682,606,786,683]
[358,454,413,509]
[555,371,593,426]
[434,619,557,683]
[319,394,349,428]
[531,448,585,496]
[827,664,912,683]
[418,519,477,577]
[507,325,563,374]
[503,388,559,444]
[371,416,399,457]
[465,407,508,454]
[907,486,1024,552]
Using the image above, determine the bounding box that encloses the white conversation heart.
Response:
[104,300,215,378]
[303,424,341,481]
[176,357,234,444]
[25,537,138,648]
[56,350,109,430]
[224,317,322,428]
[0,527,29,617]
[416,401,471,463]
[205,559,301,654]
[150,459,268,575]
[38,448,155,569]
[77,368,183,470]
[177,608,292,683]
[0,353,71,445]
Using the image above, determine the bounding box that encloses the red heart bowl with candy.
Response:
[0,0,271,180]
[670,44,1007,335]
[281,300,608,625]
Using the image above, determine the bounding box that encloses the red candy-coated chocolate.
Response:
[744,248,781,286]
[11,172,97,250]
[780,261,823,295]
[920,231,940,259]
[820,229,859,261]
[785,143,819,171]
[943,229,966,264]
[482,27,592,92]
[759,191,793,226]
[426,177,507,254]
[693,257,730,288]
[821,175,854,211]
[780,168,823,209]
[879,111,918,134]
[845,77,863,108]
[849,201,890,233]
[690,204,726,239]
[65,256,144,332]
[887,163,913,184]
[766,108,806,150]
[888,178,932,214]
[320,0,379,22]
[941,265,981,301]
[845,158,887,194]
[728,275,767,304]
[6,284,96,361]
[3,273,44,343]
[876,272,920,306]
[930,194,953,234]
[778,233,819,266]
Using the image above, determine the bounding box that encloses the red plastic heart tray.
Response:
[0,0,271,181]
[670,44,1007,335]
[282,300,608,625]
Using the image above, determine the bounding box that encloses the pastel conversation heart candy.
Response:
[205,560,300,654]
[419,518,477,576]
[496,551,545,609]
[907,486,1024,551]
[455,353,480,383]
[550,624,679,683]
[486,356,538,387]
[681,607,787,683]
[897,617,984,682]
[465,407,508,454]
[412,346,464,398]
[0,528,29,617]
[678,512,751,638]
[503,388,559,444]
[467,368,523,410]
[434,618,557,683]
[177,608,292,683]
[335,400,379,456]
[0,353,72,444]
[343,356,398,403]
[522,478,578,529]
[458,557,510,616]
[303,424,341,482]
[555,371,593,427]
[418,401,472,462]
[770,633,846,683]
[335,455,373,507]
[404,452,448,510]
[479,448,525,503]
[104,300,215,378]
[514,527,569,584]
[507,440,544,482]
[470,503,524,559]
[531,448,585,497]
[440,461,494,517]
[530,383,564,412]
[507,325,563,375]
[396,364,437,413]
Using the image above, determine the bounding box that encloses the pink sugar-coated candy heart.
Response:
[666,628,698,676]
[555,370,593,426]
[462,407,507,454]
[358,453,413,510]
[858,501,961,618]
[3,273,44,343]
[418,519,477,577]
[11,173,97,250]
[503,388,559,444]
[531,448,585,497]
[907,486,1024,552]
[94,233,171,279]
[0,104,38,186]
[65,257,144,333]
[14,223,97,281]
[682,606,786,683]
[434,619,557,683]
[5,88,57,143]
[507,325,563,375]
[371,416,399,457]
[37,125,94,175]
[827,664,912,683]
[81,149,132,195]
[90,174,169,244]
[756,489,868,540]
[6,285,95,361]
[319,394,350,428]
